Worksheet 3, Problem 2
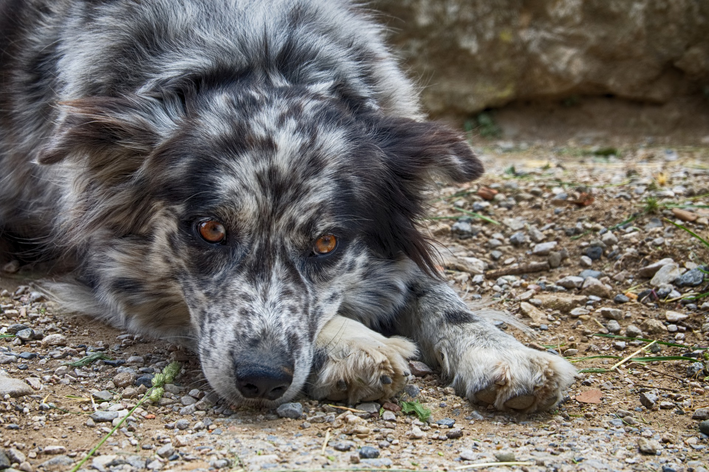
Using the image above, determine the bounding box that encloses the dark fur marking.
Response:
[442,310,479,326]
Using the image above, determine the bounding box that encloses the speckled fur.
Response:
[0,0,574,410]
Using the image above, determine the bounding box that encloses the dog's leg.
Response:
[395,279,576,413]
[307,315,417,404]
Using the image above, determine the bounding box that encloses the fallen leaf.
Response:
[576,389,603,404]
[624,292,638,300]
[144,414,156,419]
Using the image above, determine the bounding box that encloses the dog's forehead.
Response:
[197,96,360,233]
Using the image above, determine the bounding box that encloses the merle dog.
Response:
[0,0,575,411]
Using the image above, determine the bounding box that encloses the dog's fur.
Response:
[0,0,575,411]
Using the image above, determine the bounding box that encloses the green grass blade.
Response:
[665,219,709,250]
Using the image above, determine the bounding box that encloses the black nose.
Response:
[235,363,293,401]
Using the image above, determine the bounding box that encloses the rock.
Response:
[534,294,586,313]
[15,328,35,342]
[92,454,119,472]
[672,208,698,222]
[43,446,66,455]
[404,384,420,397]
[156,443,175,459]
[687,362,705,377]
[0,373,34,398]
[90,411,119,423]
[528,226,545,243]
[692,408,709,420]
[548,252,563,268]
[409,360,434,377]
[40,334,66,347]
[0,354,15,365]
[675,268,705,287]
[407,426,425,439]
[699,420,709,435]
[601,232,619,245]
[640,392,658,409]
[451,219,477,238]
[112,372,134,388]
[638,258,675,278]
[356,402,380,415]
[0,450,10,470]
[519,302,546,324]
[638,438,662,455]
[642,319,667,334]
[358,446,380,459]
[606,320,621,333]
[581,277,611,298]
[276,402,303,419]
[180,395,197,406]
[569,307,589,317]
[494,451,516,462]
[382,411,396,422]
[436,418,455,428]
[626,325,643,338]
[92,390,113,402]
[7,448,26,464]
[579,270,603,280]
[243,455,280,470]
[556,276,584,289]
[509,231,527,246]
[135,374,154,388]
[598,307,623,320]
[665,311,688,323]
[25,377,42,390]
[650,263,682,287]
[175,419,190,430]
[360,458,393,468]
[39,455,75,471]
[644,217,664,230]
[446,428,464,439]
[532,241,557,256]
[580,255,593,267]
[614,294,630,304]
[584,246,603,260]
[460,450,478,461]
[125,355,145,365]
[332,441,355,451]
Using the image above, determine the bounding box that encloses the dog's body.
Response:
[0,0,575,411]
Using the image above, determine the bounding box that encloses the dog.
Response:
[0,0,575,412]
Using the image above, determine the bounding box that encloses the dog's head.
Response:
[39,82,482,406]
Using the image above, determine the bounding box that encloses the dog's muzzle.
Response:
[234,349,294,401]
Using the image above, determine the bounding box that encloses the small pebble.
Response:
[276,402,303,419]
[358,446,379,459]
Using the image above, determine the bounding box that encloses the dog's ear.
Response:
[37,95,181,167]
[372,117,483,185]
[361,117,483,276]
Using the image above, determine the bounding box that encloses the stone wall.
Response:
[372,0,709,117]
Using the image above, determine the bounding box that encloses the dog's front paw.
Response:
[309,316,417,404]
[449,344,576,413]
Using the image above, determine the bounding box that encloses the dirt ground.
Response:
[1,136,709,471]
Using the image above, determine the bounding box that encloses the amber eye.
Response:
[313,234,338,255]
[197,220,226,244]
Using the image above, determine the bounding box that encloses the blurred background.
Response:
[372,0,709,145]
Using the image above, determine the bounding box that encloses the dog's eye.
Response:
[313,234,337,255]
[198,220,226,244]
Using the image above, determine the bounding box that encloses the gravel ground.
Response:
[1,142,709,472]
